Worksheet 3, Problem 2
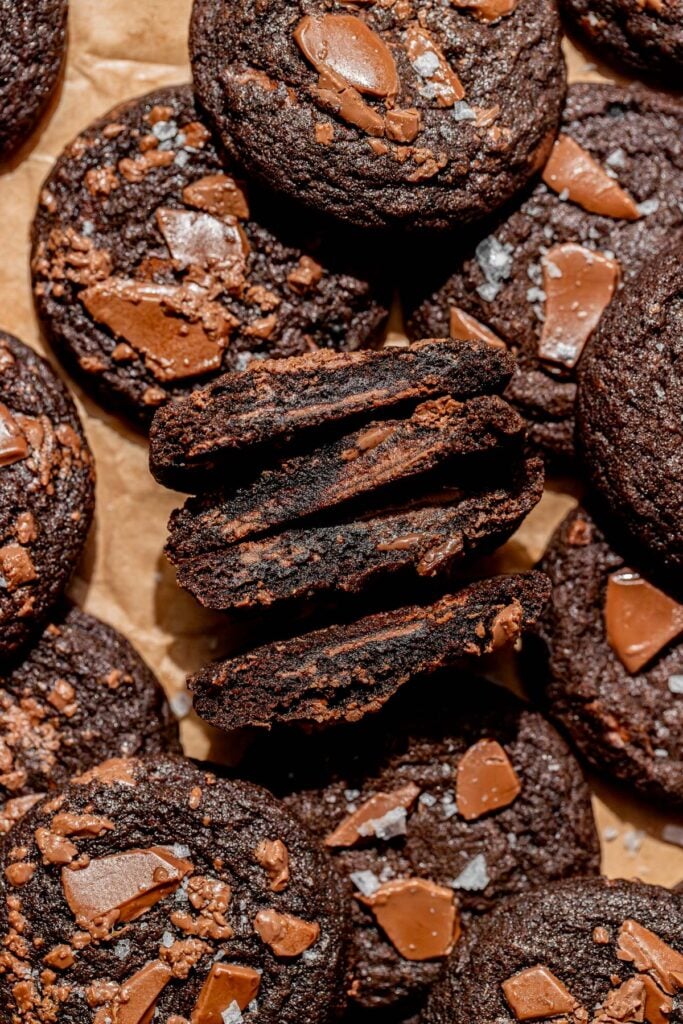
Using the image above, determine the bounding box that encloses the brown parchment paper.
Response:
[0,0,681,888]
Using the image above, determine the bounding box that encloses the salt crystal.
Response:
[451,854,490,891]
[451,101,477,122]
[161,931,174,948]
[544,259,562,279]
[623,829,644,854]
[413,52,441,78]
[419,792,437,807]
[152,120,178,142]
[170,690,192,720]
[668,675,683,694]
[654,748,669,758]
[637,198,660,217]
[221,1002,243,1024]
[359,806,408,840]
[602,826,619,842]
[114,939,131,960]
[350,870,380,896]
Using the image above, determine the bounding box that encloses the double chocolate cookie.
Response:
[578,240,683,579]
[0,604,179,836]
[423,877,683,1024]
[561,0,683,82]
[0,0,68,160]
[243,678,599,1015]
[190,0,565,230]
[31,85,389,427]
[534,506,683,807]
[0,332,95,658]
[189,572,551,731]
[405,84,683,459]
[0,756,350,1024]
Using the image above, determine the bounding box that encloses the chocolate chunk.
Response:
[538,244,620,369]
[450,0,519,20]
[542,135,640,221]
[110,961,173,1024]
[324,783,421,847]
[253,839,290,891]
[617,920,683,994]
[61,847,193,925]
[359,879,459,961]
[405,26,465,107]
[604,570,683,674]
[502,965,578,1021]
[0,333,95,657]
[455,739,522,820]
[168,395,525,557]
[188,572,550,731]
[169,454,543,611]
[253,909,320,957]
[149,339,514,490]
[449,308,506,348]
[191,963,262,1022]
[295,15,399,98]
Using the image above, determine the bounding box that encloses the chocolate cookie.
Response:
[149,338,515,491]
[243,678,599,1014]
[577,241,683,578]
[560,0,683,82]
[31,86,390,427]
[423,877,683,1024]
[534,506,683,807]
[0,332,95,658]
[189,0,565,231]
[0,0,67,160]
[0,604,179,836]
[0,756,350,1024]
[405,84,683,459]
[188,571,551,731]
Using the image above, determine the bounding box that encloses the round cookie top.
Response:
[423,877,683,1024]
[578,240,683,577]
[0,604,179,836]
[190,0,565,231]
[0,756,350,1024]
[404,83,683,459]
[243,678,599,1014]
[560,0,683,82]
[0,332,94,658]
[0,0,68,160]
[31,85,390,427]
[536,505,683,807]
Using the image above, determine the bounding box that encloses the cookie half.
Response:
[578,239,683,578]
[244,678,599,1014]
[423,877,683,1024]
[0,756,350,1024]
[0,604,179,836]
[190,0,565,231]
[560,0,683,82]
[0,0,67,159]
[188,571,551,731]
[535,506,683,807]
[0,332,95,657]
[405,84,683,459]
[31,85,390,426]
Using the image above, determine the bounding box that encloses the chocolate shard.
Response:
[168,395,526,555]
[170,455,544,611]
[149,339,514,490]
[188,571,551,730]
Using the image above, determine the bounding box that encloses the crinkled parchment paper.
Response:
[0,0,680,885]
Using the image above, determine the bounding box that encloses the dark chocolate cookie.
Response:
[423,877,683,1024]
[0,0,67,160]
[0,604,179,836]
[150,338,515,491]
[405,84,683,459]
[31,85,390,427]
[190,0,565,231]
[577,241,683,578]
[534,506,683,807]
[0,756,349,1024]
[0,332,95,658]
[243,677,599,1015]
[561,0,683,82]
[188,571,551,731]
